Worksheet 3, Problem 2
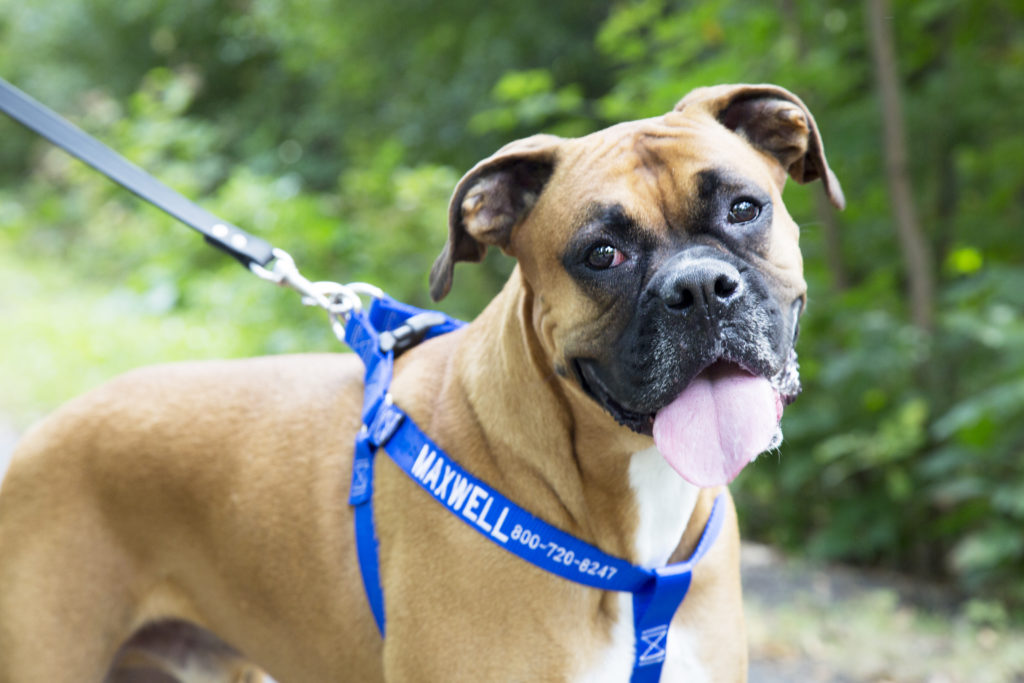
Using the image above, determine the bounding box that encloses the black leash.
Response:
[0,75,389,329]
[0,76,273,268]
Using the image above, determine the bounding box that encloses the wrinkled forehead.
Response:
[552,113,779,229]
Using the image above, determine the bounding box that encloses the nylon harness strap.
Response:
[344,296,726,683]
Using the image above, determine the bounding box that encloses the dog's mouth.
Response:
[574,358,657,434]
[573,352,801,487]
[574,354,801,425]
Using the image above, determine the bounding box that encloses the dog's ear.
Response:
[675,84,845,210]
[429,134,561,301]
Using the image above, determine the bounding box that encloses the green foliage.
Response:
[2,0,1023,608]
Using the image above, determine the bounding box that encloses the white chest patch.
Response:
[574,446,708,682]
[627,445,700,569]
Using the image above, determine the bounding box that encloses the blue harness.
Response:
[345,295,725,683]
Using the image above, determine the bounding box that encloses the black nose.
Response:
[657,258,744,317]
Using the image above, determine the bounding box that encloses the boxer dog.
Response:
[0,83,843,682]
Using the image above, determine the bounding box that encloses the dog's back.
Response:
[0,353,383,682]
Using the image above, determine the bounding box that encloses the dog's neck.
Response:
[446,269,699,565]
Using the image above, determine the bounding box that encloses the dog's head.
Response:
[430,84,843,486]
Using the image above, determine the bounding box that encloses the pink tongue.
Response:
[653,364,781,488]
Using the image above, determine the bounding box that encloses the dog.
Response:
[0,83,843,682]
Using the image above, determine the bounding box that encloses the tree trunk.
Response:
[865,0,935,331]
[815,189,850,291]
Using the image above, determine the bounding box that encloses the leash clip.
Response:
[250,249,383,343]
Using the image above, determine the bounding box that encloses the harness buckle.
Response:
[378,312,449,355]
[368,397,404,447]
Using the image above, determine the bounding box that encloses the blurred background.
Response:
[1,0,1022,679]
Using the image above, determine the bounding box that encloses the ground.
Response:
[743,542,1024,682]
[1,424,1021,682]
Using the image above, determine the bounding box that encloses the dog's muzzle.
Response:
[573,248,801,436]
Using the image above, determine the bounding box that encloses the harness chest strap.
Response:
[344,298,726,683]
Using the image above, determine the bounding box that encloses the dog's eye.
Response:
[727,199,760,224]
[585,243,626,270]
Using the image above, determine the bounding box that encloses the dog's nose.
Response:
[657,258,744,317]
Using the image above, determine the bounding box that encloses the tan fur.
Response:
[0,84,839,682]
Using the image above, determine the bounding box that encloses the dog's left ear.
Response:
[675,84,845,210]
[430,134,562,301]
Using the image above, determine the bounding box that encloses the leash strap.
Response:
[344,296,727,682]
[0,76,274,267]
